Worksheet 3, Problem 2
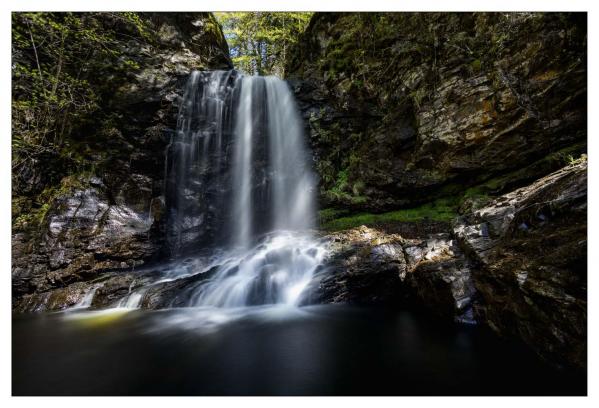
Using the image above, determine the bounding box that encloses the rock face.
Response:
[403,234,476,323]
[12,175,159,298]
[305,225,477,323]
[287,12,586,211]
[455,160,587,369]
[12,13,231,305]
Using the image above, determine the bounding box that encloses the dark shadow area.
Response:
[12,305,586,396]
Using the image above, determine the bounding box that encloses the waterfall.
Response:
[162,70,325,307]
[265,77,315,233]
[165,70,237,255]
[231,76,256,248]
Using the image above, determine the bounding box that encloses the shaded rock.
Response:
[140,268,218,309]
[288,12,586,211]
[90,273,154,309]
[454,160,587,369]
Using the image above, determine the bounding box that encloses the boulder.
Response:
[306,226,477,323]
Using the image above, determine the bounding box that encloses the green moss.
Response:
[320,198,458,231]
[13,201,51,230]
[318,208,351,224]
[12,171,97,232]
[410,87,428,109]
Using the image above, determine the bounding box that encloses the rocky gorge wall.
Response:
[287,12,586,212]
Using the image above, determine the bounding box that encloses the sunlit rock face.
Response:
[304,225,477,323]
[12,175,162,302]
[455,160,587,369]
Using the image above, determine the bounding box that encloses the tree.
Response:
[215,12,312,77]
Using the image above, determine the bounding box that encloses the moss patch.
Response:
[320,198,458,231]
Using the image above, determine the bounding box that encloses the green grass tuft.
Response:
[320,198,458,232]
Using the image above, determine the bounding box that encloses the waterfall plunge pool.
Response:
[12,304,585,396]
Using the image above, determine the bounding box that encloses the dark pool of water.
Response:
[12,305,586,396]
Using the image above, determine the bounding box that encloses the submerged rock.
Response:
[454,160,587,369]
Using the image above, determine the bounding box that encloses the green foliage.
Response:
[470,59,482,72]
[569,153,587,165]
[215,12,312,77]
[322,168,368,205]
[12,12,152,195]
[320,198,458,231]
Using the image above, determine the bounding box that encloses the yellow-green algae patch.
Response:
[63,308,132,328]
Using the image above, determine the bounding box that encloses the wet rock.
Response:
[403,234,477,323]
[13,282,91,313]
[140,268,218,309]
[304,226,407,305]
[307,226,477,322]
[454,160,587,369]
[91,273,153,309]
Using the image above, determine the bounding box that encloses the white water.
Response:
[68,286,99,310]
[188,232,327,307]
[265,77,316,233]
[165,70,236,254]
[184,72,324,307]
[231,76,255,248]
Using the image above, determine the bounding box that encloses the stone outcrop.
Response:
[301,160,586,369]
[454,159,587,369]
[305,226,477,323]
[403,234,476,323]
[287,12,586,211]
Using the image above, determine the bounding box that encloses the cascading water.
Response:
[160,70,326,308]
[164,70,237,255]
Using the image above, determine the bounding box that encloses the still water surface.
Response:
[12,305,586,396]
